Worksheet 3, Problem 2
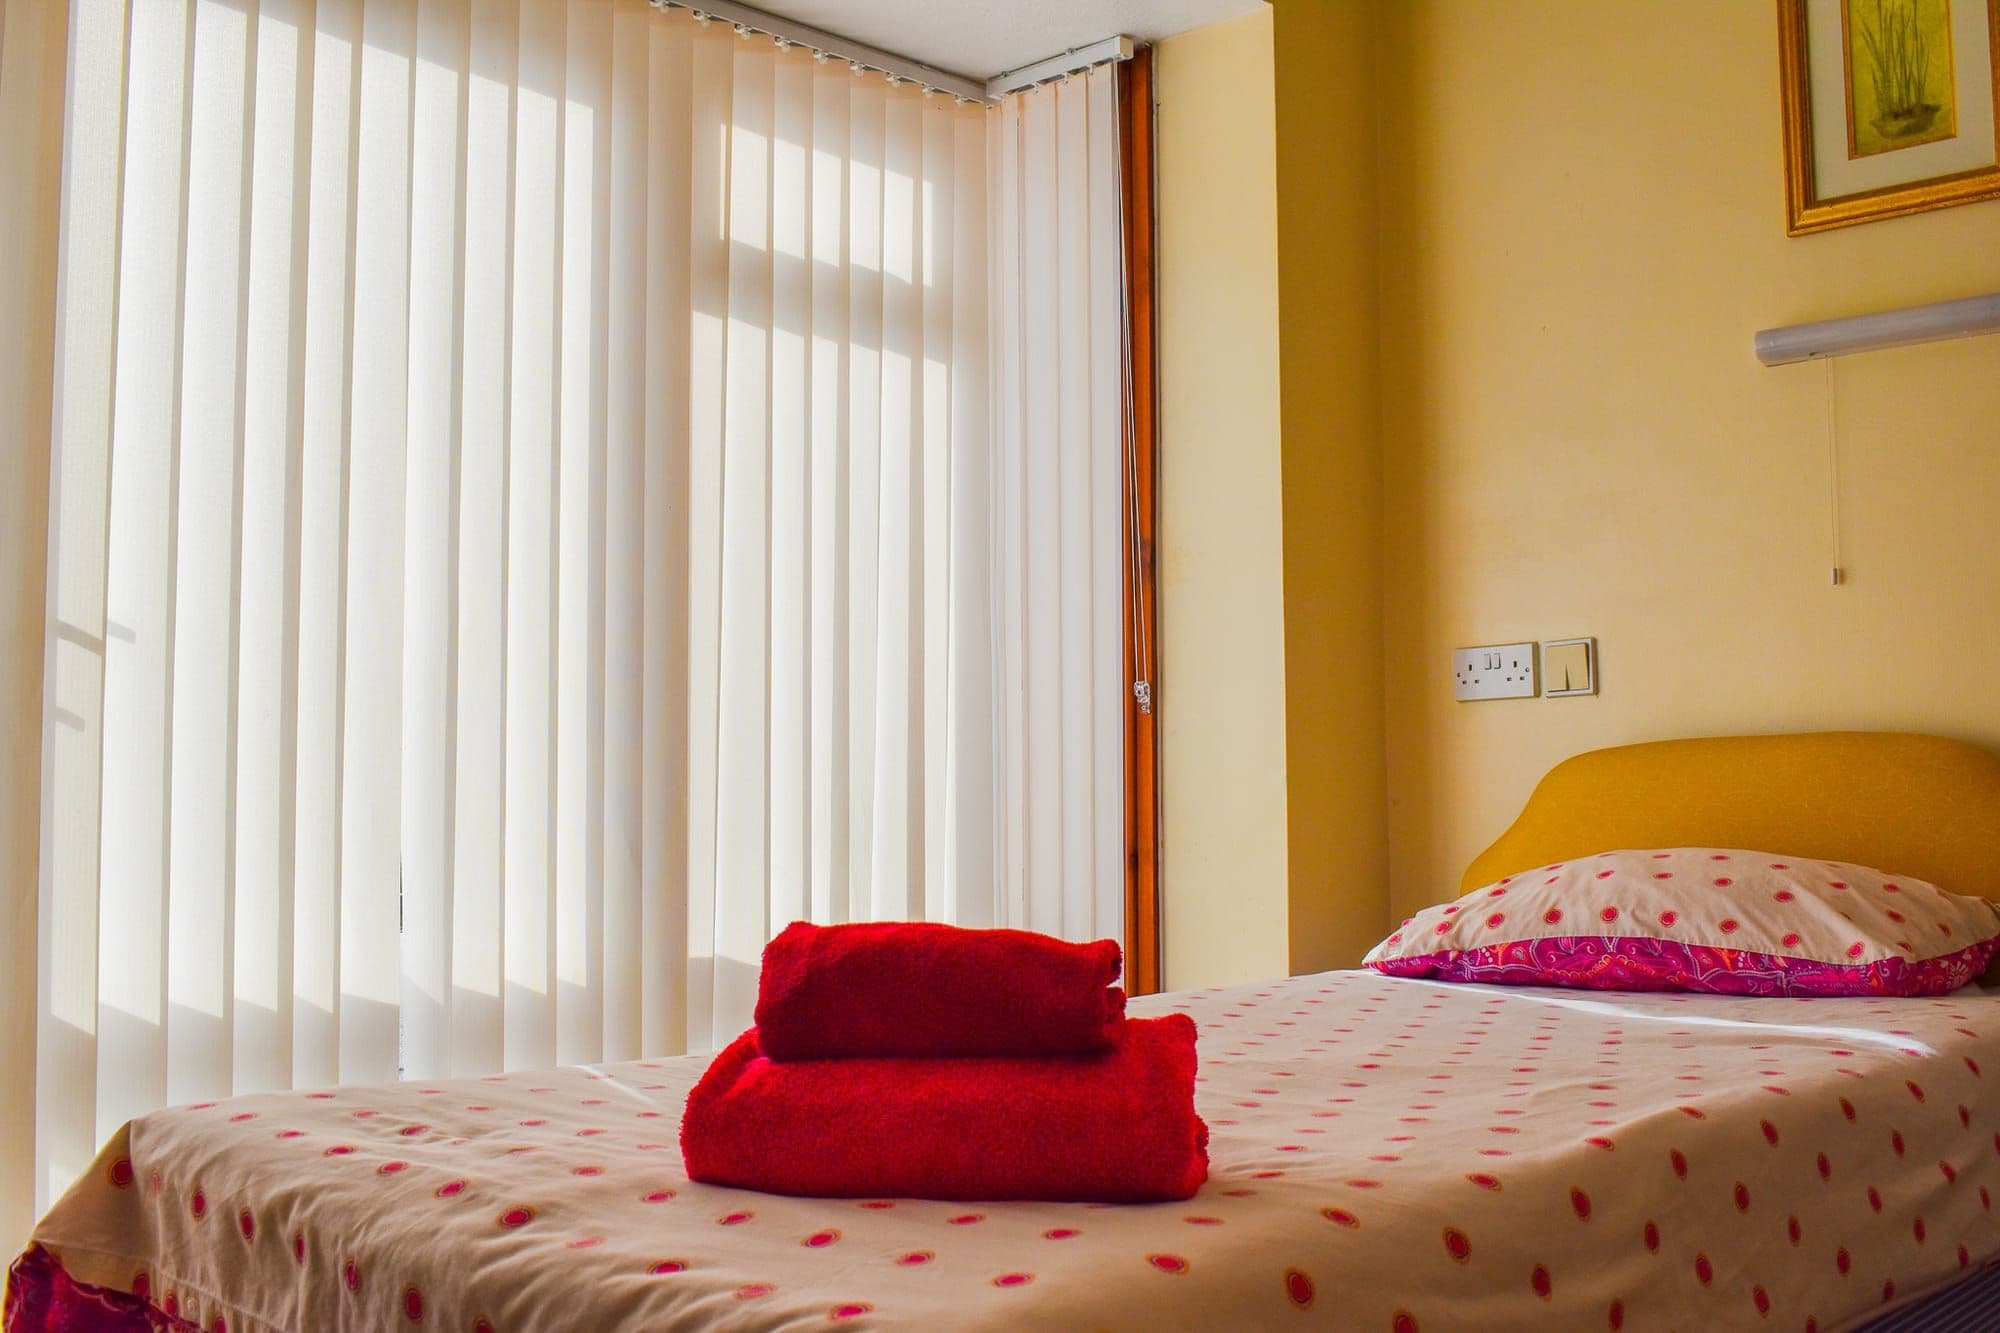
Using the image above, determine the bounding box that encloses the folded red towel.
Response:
[681,1013,1208,1202]
[754,920,1127,1060]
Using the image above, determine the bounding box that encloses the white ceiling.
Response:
[740,0,1268,81]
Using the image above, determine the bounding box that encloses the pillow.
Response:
[1365,848,2000,997]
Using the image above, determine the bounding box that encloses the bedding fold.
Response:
[753,919,1126,1060]
[680,1013,1208,1203]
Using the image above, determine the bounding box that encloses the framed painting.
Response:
[1779,0,2000,233]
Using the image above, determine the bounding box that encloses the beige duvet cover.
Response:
[23,970,2000,1330]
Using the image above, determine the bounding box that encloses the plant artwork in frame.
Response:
[1779,0,2000,233]
[1845,0,1959,156]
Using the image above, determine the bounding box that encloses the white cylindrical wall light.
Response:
[1754,291,2000,366]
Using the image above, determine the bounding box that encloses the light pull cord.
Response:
[1825,355,1845,588]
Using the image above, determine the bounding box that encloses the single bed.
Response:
[10,731,2000,1331]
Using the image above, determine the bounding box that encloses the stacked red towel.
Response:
[681,921,1208,1203]
[682,1017,1208,1202]
[755,919,1127,1059]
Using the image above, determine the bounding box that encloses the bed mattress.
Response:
[15,970,2000,1331]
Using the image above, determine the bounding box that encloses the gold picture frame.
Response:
[1779,0,2000,234]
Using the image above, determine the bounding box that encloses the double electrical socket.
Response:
[1453,638,1597,702]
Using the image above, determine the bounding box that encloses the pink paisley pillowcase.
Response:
[1364,848,2000,997]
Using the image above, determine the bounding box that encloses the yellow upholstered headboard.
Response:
[1462,732,2000,902]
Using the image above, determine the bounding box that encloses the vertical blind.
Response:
[29,0,1128,1213]
[988,66,1127,944]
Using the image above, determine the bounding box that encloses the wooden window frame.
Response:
[1119,47,1161,996]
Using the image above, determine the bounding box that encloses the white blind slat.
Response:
[681,19,731,1052]
[919,99,953,926]
[1020,89,1063,937]
[449,0,519,1079]
[1085,64,1125,943]
[167,0,254,1105]
[766,48,811,939]
[502,0,564,1073]
[234,0,313,1096]
[844,85,883,925]
[291,0,360,1092]
[805,56,850,929]
[712,39,774,1041]
[872,89,921,924]
[600,0,648,1064]
[991,96,1028,931]
[340,0,416,1087]
[35,0,130,1204]
[639,11,693,1059]
[1053,75,1093,943]
[402,0,473,1083]
[95,0,193,1135]
[554,0,611,1069]
[946,105,994,930]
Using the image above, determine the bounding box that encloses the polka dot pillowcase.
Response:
[1365,848,2000,997]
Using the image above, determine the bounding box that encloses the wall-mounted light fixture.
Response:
[1754,291,2000,366]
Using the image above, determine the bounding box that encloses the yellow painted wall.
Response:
[1378,1,2000,921]
[1154,7,1292,989]
[1271,0,1387,973]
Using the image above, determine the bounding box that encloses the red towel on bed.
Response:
[681,1013,1208,1202]
[753,920,1127,1060]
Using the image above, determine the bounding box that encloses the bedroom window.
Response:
[25,0,1150,1211]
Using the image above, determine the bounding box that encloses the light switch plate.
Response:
[1453,643,1538,701]
[1541,637,1597,696]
